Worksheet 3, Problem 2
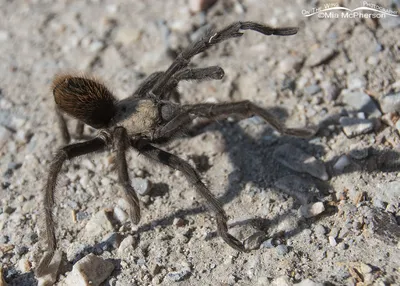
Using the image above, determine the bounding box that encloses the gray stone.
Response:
[340,117,374,137]
[314,224,327,235]
[84,210,114,240]
[333,155,351,172]
[275,175,319,204]
[276,245,289,256]
[131,178,151,196]
[166,267,191,282]
[304,84,322,96]
[305,47,337,67]
[117,235,136,256]
[377,181,400,206]
[341,91,381,118]
[321,82,341,101]
[278,56,304,73]
[64,254,114,286]
[360,263,372,274]
[114,27,141,46]
[273,144,328,181]
[380,92,400,113]
[299,202,325,218]
[347,74,367,90]
[260,238,275,249]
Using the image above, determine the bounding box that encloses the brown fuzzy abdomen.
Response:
[53,74,117,129]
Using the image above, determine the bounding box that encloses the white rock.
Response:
[340,117,374,137]
[117,235,136,256]
[299,202,325,218]
[131,178,151,196]
[113,206,128,223]
[18,258,31,273]
[328,236,337,247]
[114,27,141,45]
[333,155,351,172]
[273,144,328,181]
[84,210,114,240]
[64,254,114,286]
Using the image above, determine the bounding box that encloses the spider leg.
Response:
[133,66,224,101]
[160,66,225,101]
[131,140,245,252]
[133,71,164,98]
[155,101,315,140]
[114,127,141,224]
[36,133,108,276]
[56,108,70,144]
[150,21,298,98]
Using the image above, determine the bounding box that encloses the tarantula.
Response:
[36,21,314,275]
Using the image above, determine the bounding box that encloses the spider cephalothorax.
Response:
[36,21,315,276]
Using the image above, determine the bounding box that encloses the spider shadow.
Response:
[137,107,399,243]
[134,107,332,243]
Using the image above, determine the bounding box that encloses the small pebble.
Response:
[131,178,151,196]
[314,224,327,235]
[84,210,114,240]
[340,117,374,137]
[299,202,325,218]
[118,235,136,256]
[64,254,114,286]
[328,236,337,246]
[276,245,289,256]
[17,258,31,273]
[305,47,336,67]
[333,155,351,172]
[347,74,366,90]
[360,262,372,274]
[304,84,322,96]
[260,238,275,249]
[341,91,381,118]
[113,206,128,224]
[166,267,191,282]
[273,144,328,181]
[173,217,185,227]
[380,92,400,113]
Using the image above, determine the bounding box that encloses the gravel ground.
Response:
[0,0,400,285]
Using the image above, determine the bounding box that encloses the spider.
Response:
[36,21,315,275]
